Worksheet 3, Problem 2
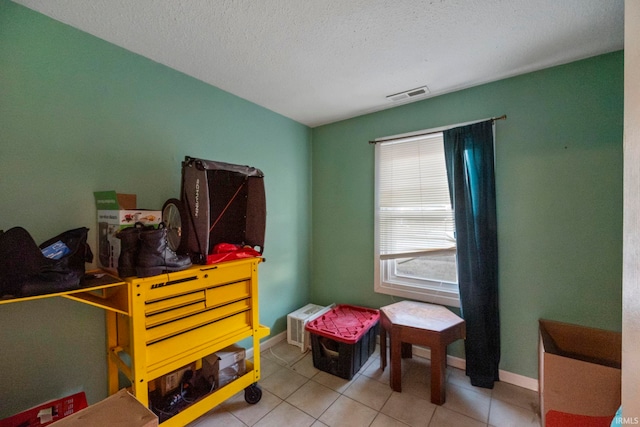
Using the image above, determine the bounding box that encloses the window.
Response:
[374,131,460,307]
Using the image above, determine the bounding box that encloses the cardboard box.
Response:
[201,353,219,386]
[202,345,246,388]
[150,362,197,397]
[539,319,621,426]
[50,389,157,427]
[94,191,161,274]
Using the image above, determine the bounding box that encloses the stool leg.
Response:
[390,329,402,392]
[430,344,447,404]
[401,342,412,358]
[380,325,387,371]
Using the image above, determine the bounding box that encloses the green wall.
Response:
[0,1,311,416]
[311,51,624,380]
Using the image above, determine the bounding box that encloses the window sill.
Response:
[375,281,461,308]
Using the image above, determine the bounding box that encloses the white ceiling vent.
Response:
[386,86,430,102]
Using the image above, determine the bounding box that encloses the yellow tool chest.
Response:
[106,257,270,426]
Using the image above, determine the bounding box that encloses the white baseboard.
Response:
[410,345,538,391]
[498,367,538,392]
[246,330,287,360]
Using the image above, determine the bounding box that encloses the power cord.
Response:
[268,346,309,367]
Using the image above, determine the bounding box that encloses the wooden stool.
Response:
[379,300,465,405]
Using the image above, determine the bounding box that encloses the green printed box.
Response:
[94,191,161,275]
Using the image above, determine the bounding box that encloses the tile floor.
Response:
[187,339,541,427]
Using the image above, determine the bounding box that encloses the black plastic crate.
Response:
[306,305,379,380]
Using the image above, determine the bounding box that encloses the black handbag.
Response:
[0,226,93,298]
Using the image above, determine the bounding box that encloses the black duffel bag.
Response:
[0,226,93,298]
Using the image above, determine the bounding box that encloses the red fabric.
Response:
[206,243,262,265]
[546,410,614,427]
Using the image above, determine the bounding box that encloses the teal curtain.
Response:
[443,120,500,388]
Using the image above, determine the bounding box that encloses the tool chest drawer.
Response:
[136,260,253,302]
[146,310,253,368]
[144,280,252,329]
[145,298,252,344]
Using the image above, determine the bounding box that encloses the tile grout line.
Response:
[246,341,540,427]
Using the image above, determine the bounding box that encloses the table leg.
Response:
[390,329,402,392]
[430,343,447,404]
[380,323,387,371]
[401,342,412,358]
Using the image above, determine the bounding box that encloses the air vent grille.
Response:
[386,86,430,102]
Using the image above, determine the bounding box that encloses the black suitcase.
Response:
[180,156,266,264]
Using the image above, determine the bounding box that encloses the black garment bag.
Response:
[0,226,93,298]
[181,156,266,264]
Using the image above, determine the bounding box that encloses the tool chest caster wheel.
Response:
[244,384,262,404]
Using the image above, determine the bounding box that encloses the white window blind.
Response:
[377,133,456,259]
[374,131,460,307]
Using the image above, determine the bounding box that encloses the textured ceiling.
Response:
[13,0,624,127]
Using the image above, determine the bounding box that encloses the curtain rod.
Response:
[368,115,507,144]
